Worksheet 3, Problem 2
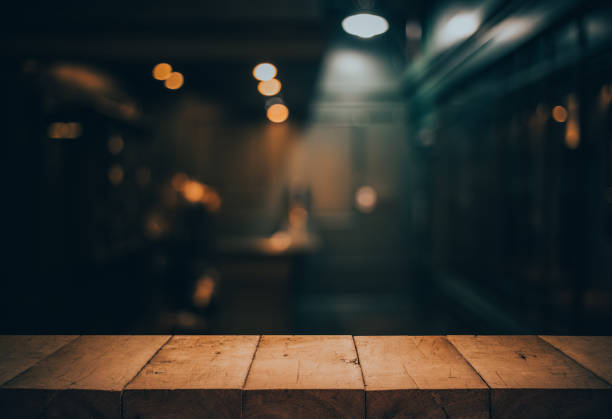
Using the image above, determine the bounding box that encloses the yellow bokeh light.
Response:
[164,72,184,90]
[153,63,172,80]
[267,104,289,123]
[253,63,277,81]
[552,105,567,123]
[258,78,282,96]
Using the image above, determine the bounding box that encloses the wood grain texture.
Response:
[0,335,78,385]
[355,336,488,418]
[539,336,612,385]
[124,335,260,419]
[0,335,169,419]
[243,335,364,418]
[448,335,612,418]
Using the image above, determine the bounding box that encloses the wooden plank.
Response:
[0,335,78,385]
[124,335,260,419]
[539,336,612,385]
[243,335,364,418]
[355,336,488,418]
[448,335,612,418]
[0,335,169,419]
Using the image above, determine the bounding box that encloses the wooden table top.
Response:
[1,335,611,418]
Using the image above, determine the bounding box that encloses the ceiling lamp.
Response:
[342,13,389,39]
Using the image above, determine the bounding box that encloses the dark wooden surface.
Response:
[1,335,611,418]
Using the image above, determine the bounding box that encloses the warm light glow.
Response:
[342,13,389,39]
[107,135,124,154]
[153,63,172,80]
[269,231,292,252]
[193,275,216,308]
[565,95,580,149]
[258,78,282,96]
[289,205,308,229]
[439,12,480,46]
[267,104,289,123]
[600,84,612,108]
[552,105,568,123]
[171,172,189,191]
[108,165,124,186]
[253,63,277,81]
[182,180,205,202]
[145,212,165,238]
[48,122,82,139]
[164,72,184,90]
[565,120,579,149]
[204,192,222,212]
[355,186,377,213]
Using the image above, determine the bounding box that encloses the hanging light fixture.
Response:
[342,13,389,39]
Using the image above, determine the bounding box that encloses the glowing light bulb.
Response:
[342,14,389,39]
[253,63,277,81]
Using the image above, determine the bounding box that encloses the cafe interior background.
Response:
[2,0,611,335]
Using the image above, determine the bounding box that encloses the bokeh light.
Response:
[108,165,124,186]
[48,122,82,139]
[269,231,292,252]
[107,135,124,154]
[552,105,568,123]
[153,63,172,80]
[253,63,277,81]
[182,180,205,202]
[164,72,184,90]
[266,103,289,123]
[257,78,282,96]
[355,186,378,213]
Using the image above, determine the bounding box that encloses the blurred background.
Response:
[2,0,611,334]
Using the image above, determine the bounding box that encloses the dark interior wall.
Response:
[409,0,612,333]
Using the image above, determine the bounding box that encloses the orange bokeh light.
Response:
[153,63,172,80]
[552,105,567,123]
[164,72,184,90]
[257,78,282,96]
[182,180,205,202]
[267,104,289,123]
